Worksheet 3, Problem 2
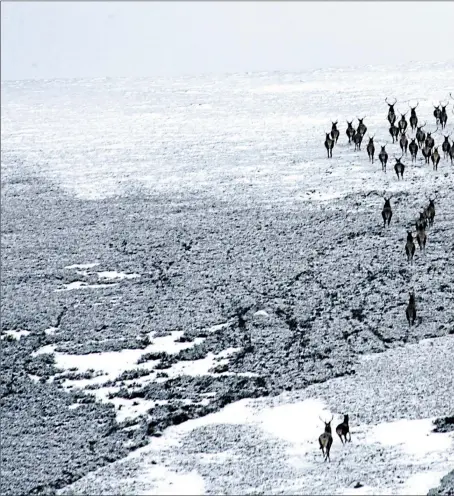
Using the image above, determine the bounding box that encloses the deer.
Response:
[389,123,399,143]
[450,142,454,165]
[318,415,334,462]
[398,112,408,135]
[440,103,449,129]
[441,134,452,159]
[324,133,334,158]
[426,196,436,227]
[416,221,427,251]
[405,231,416,264]
[367,191,393,227]
[346,121,355,144]
[425,129,437,150]
[357,117,367,137]
[416,211,427,232]
[378,145,388,172]
[406,292,417,327]
[353,130,363,151]
[422,143,432,165]
[416,122,426,148]
[394,155,405,180]
[399,131,409,155]
[409,138,418,164]
[336,414,351,445]
[331,121,340,144]
[409,102,419,131]
[431,147,440,171]
[433,104,442,125]
[366,136,375,163]
[386,97,397,125]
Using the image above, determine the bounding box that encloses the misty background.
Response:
[2,1,454,81]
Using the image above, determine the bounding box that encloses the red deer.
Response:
[318,415,334,462]
[336,414,351,444]
[406,292,417,327]
[385,97,397,125]
[405,231,416,264]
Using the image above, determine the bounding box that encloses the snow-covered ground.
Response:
[2,60,453,495]
[59,335,454,495]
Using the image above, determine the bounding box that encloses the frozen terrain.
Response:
[1,60,454,495]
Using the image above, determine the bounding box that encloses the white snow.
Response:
[59,335,454,496]
[1,329,31,340]
[55,281,119,291]
[64,263,99,270]
[96,271,141,280]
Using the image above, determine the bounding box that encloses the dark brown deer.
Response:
[367,191,394,227]
[416,212,427,232]
[353,130,363,151]
[398,112,408,135]
[425,129,436,150]
[357,117,367,137]
[450,142,454,165]
[386,97,397,125]
[405,231,416,264]
[399,131,409,155]
[409,102,419,131]
[416,122,426,148]
[324,133,334,158]
[409,138,418,164]
[336,414,351,444]
[433,104,442,125]
[366,136,375,163]
[406,292,417,327]
[440,103,449,129]
[389,123,399,143]
[441,134,452,159]
[318,415,334,462]
[416,221,427,251]
[346,121,355,144]
[431,147,440,171]
[426,196,436,227]
[422,143,431,165]
[394,155,405,180]
[331,121,340,144]
[378,145,388,172]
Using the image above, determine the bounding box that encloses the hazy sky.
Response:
[2,1,454,81]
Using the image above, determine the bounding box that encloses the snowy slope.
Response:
[1,61,453,495]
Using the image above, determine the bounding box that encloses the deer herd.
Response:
[317,94,452,462]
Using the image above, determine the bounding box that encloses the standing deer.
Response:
[331,121,340,144]
[406,292,417,327]
[353,130,363,151]
[318,415,334,462]
[440,103,449,129]
[399,131,409,155]
[409,138,418,164]
[425,130,436,150]
[379,145,389,172]
[426,197,436,227]
[416,212,427,232]
[431,147,440,171]
[433,104,442,125]
[405,231,416,264]
[409,102,419,131]
[416,122,426,148]
[346,121,355,144]
[441,135,452,159]
[386,97,397,125]
[398,112,408,135]
[422,144,432,165]
[394,155,405,180]
[416,221,427,251]
[366,136,375,163]
[389,123,399,143]
[336,414,351,444]
[450,143,454,165]
[324,133,334,158]
[367,191,394,227]
[357,117,367,137]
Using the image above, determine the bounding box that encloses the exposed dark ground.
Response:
[1,162,453,494]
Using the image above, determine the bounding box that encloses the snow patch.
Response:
[55,281,119,291]
[1,329,31,340]
[96,271,140,280]
[64,263,99,270]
